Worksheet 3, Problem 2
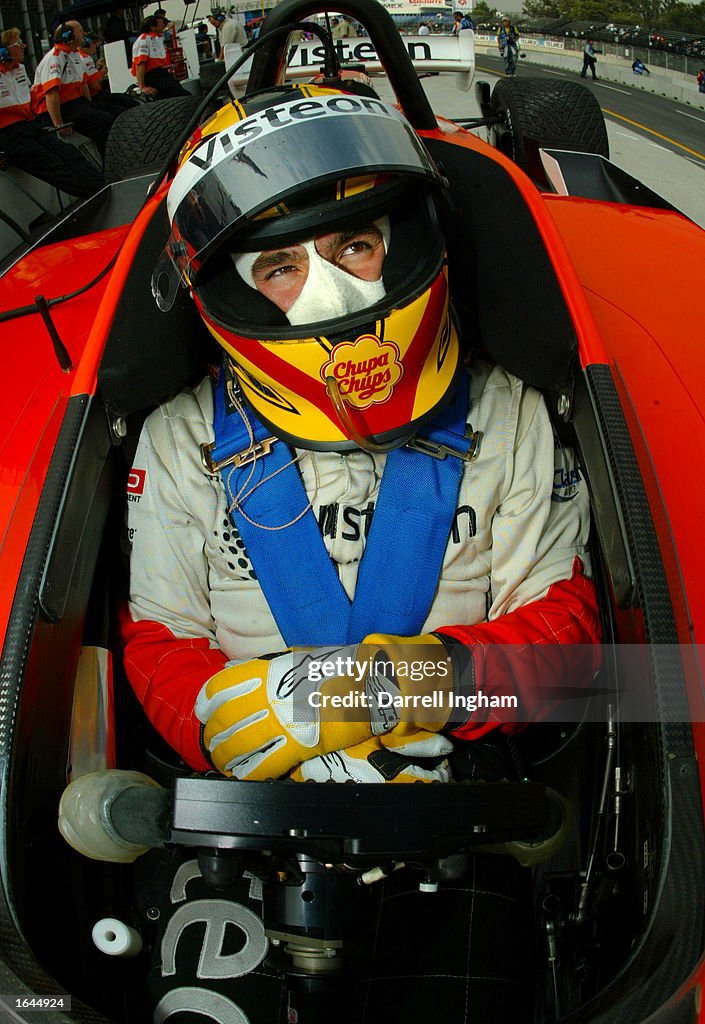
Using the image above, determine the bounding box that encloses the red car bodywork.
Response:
[1,10,705,1019]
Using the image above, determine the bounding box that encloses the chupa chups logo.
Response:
[322,336,403,410]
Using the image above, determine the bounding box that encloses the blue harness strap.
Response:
[208,373,352,645]
[209,368,475,646]
[347,375,471,640]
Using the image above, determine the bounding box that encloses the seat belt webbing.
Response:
[212,369,473,645]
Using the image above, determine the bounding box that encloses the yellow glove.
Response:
[361,633,469,754]
[195,635,466,780]
[195,646,374,779]
[290,736,452,784]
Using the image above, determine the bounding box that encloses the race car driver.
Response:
[117,86,601,784]
[58,83,601,1024]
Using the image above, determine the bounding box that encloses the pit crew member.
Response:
[131,14,188,99]
[32,20,116,156]
[0,27,103,197]
[78,33,136,114]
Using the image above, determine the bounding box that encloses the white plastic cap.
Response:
[92,918,143,958]
[418,880,439,893]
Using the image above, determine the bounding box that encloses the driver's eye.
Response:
[319,228,383,267]
[340,239,372,257]
[265,264,298,280]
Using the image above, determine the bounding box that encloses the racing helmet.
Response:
[154,85,462,451]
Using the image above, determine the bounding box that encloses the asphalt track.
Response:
[476,53,705,166]
[374,58,705,227]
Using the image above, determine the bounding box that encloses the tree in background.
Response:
[471,2,500,20]
[522,0,705,34]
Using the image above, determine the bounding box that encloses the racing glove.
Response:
[290,735,453,784]
[363,632,471,753]
[195,646,375,780]
[195,635,465,780]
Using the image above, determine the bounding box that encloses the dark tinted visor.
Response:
[166,96,442,269]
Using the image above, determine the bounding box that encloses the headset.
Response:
[55,22,75,45]
[0,46,12,64]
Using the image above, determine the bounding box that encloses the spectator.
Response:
[79,34,137,113]
[0,28,103,198]
[32,21,116,158]
[698,68,705,93]
[131,15,188,99]
[194,23,212,60]
[497,17,519,76]
[580,38,598,80]
[418,21,430,36]
[452,12,472,35]
[631,58,650,75]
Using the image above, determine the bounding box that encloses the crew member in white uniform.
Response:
[0,26,103,196]
[32,20,116,156]
[131,14,188,99]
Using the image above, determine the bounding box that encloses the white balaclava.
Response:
[233,216,390,326]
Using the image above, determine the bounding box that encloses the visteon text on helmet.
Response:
[187,95,401,172]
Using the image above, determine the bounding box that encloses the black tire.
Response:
[104,95,203,184]
[490,77,609,187]
[199,61,229,95]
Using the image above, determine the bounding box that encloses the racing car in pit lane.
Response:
[1,0,705,1022]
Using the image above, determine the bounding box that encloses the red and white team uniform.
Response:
[78,49,102,96]
[131,32,170,78]
[122,359,601,771]
[31,44,87,115]
[0,61,32,129]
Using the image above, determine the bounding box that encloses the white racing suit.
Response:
[122,358,601,770]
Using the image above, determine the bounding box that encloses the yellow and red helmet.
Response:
[154,84,461,451]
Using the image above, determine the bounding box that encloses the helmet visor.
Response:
[165,95,443,274]
[194,186,445,339]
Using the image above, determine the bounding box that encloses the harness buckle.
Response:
[407,430,483,463]
[200,436,278,474]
